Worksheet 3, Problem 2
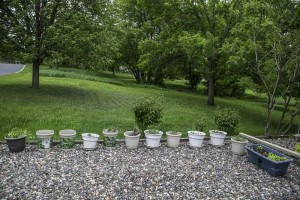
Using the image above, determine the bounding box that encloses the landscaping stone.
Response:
[0,138,299,199]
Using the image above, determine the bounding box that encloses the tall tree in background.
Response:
[0,0,114,88]
[189,0,242,105]
[224,0,300,136]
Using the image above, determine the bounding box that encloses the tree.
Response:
[224,0,300,136]
[0,0,113,88]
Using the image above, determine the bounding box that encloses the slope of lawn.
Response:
[0,65,296,140]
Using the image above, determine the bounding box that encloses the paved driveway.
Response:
[0,63,25,76]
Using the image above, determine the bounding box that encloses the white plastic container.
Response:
[188,131,206,148]
[59,129,76,149]
[103,129,118,148]
[36,130,54,150]
[144,130,163,148]
[82,133,99,150]
[231,137,248,155]
[124,131,141,149]
[209,130,227,146]
[166,131,182,148]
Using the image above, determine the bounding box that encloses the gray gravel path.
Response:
[0,63,25,76]
[0,139,299,199]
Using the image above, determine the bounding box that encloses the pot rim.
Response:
[209,130,227,135]
[36,130,54,137]
[166,131,182,137]
[124,131,141,138]
[188,131,206,136]
[82,133,99,138]
[144,129,163,136]
[5,136,26,140]
[231,137,248,144]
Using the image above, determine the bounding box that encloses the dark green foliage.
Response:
[133,96,163,137]
[195,117,207,132]
[61,138,75,149]
[103,136,117,147]
[214,107,240,135]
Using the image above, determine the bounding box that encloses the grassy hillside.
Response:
[0,65,296,140]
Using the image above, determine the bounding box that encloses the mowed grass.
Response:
[0,65,296,140]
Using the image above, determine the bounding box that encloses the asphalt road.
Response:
[0,63,25,76]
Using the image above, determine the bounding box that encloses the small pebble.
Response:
[0,139,299,199]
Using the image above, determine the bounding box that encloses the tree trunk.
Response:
[32,1,42,89]
[207,58,217,105]
[265,103,273,137]
[32,59,40,89]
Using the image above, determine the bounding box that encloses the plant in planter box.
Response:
[82,133,99,150]
[231,135,248,155]
[133,96,163,138]
[124,127,141,149]
[103,128,119,148]
[294,143,300,153]
[245,144,293,176]
[166,130,182,148]
[214,107,240,135]
[144,129,163,148]
[5,128,31,153]
[188,117,207,148]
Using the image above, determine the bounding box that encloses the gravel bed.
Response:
[0,139,299,199]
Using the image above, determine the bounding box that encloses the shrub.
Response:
[214,107,240,135]
[195,116,207,132]
[133,96,163,137]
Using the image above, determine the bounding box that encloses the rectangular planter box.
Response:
[245,144,293,177]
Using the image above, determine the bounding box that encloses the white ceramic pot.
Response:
[231,138,248,155]
[36,130,54,150]
[166,131,182,147]
[188,131,206,148]
[82,133,99,150]
[145,130,163,148]
[59,129,76,149]
[103,129,118,148]
[124,131,141,149]
[209,130,227,146]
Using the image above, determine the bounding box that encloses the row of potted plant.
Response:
[5,127,247,153]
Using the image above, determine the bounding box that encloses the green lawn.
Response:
[0,65,296,140]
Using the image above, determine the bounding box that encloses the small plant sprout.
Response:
[107,128,118,132]
[132,126,140,136]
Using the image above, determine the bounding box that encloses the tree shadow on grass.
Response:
[0,83,97,104]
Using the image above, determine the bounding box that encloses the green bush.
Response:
[214,107,240,135]
[6,128,34,141]
[133,96,163,137]
[295,143,300,153]
[195,116,207,132]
